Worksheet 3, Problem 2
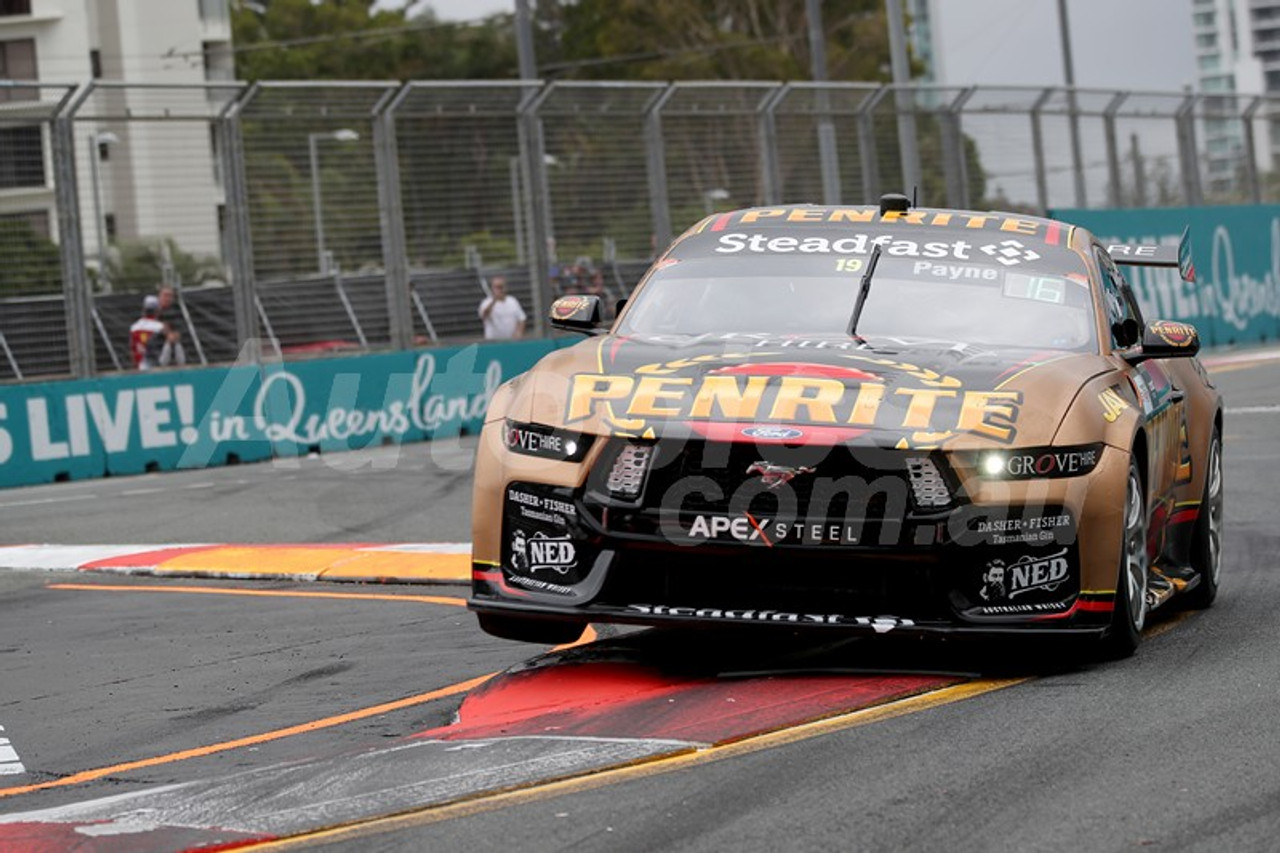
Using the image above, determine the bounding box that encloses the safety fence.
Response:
[3,78,1280,381]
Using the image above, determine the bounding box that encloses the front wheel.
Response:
[1099,455,1148,660]
[1184,427,1223,609]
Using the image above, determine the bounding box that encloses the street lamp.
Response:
[307,128,360,275]
[703,188,730,215]
[88,130,119,292]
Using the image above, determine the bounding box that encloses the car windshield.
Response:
[617,252,1098,352]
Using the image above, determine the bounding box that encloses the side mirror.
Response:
[1125,319,1200,363]
[549,294,606,335]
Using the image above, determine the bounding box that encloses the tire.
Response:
[1100,455,1149,660]
[477,612,585,645]
[1184,427,1223,609]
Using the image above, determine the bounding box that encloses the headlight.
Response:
[503,420,593,463]
[976,443,1104,480]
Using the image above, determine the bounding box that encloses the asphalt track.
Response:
[0,351,1276,851]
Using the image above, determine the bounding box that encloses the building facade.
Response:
[0,0,232,284]
[1192,0,1274,194]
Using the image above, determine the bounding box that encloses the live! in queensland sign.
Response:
[0,339,565,489]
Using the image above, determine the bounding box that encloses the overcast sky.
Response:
[385,0,1198,93]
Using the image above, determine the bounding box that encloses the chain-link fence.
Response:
[2,78,1278,381]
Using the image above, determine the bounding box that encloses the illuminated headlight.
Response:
[606,442,653,498]
[977,443,1104,479]
[906,457,953,509]
[982,453,1007,477]
[503,421,592,463]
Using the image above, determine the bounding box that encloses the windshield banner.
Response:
[1054,205,1280,347]
[0,340,566,490]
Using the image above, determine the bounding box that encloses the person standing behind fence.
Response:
[479,276,526,340]
[154,284,187,367]
[129,294,184,369]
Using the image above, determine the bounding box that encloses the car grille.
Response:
[637,439,945,518]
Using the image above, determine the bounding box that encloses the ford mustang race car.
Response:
[470,196,1223,658]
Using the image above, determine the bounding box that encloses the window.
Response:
[1095,246,1142,349]
[0,126,45,189]
[90,49,102,79]
[0,0,32,16]
[0,39,37,103]
[104,213,116,241]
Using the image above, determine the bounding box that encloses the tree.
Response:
[537,0,891,83]
[0,217,62,297]
[105,238,224,293]
[230,0,516,81]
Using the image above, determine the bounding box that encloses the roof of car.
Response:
[668,203,1082,261]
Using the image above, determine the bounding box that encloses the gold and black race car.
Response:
[470,196,1223,658]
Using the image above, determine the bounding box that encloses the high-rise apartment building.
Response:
[1192,0,1275,193]
[0,0,232,271]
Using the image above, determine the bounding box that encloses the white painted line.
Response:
[0,545,184,572]
[360,543,471,554]
[0,726,26,776]
[1202,347,1280,367]
[1225,405,1280,414]
[0,494,96,509]
[119,488,168,497]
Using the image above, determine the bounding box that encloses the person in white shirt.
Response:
[479,276,527,340]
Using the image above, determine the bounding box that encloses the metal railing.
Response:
[2,78,1278,380]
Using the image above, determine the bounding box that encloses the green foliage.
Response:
[231,0,516,81]
[439,230,519,269]
[0,217,62,296]
[538,0,893,82]
[105,238,224,293]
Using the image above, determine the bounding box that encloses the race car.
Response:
[470,195,1223,658]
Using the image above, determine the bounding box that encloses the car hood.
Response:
[518,334,1112,450]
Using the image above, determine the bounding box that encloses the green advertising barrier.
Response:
[1054,205,1280,348]
[0,339,569,490]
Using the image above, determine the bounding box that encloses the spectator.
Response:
[479,276,527,340]
[129,294,185,370]
[585,268,612,320]
[154,284,187,366]
[157,284,175,316]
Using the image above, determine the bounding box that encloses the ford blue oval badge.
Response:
[743,426,803,440]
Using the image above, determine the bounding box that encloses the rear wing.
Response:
[1106,226,1196,282]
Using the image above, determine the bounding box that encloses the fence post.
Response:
[1242,96,1263,204]
[220,84,261,363]
[644,84,675,252]
[856,86,889,203]
[519,82,553,335]
[1102,92,1127,208]
[941,87,975,209]
[375,84,413,351]
[758,85,785,206]
[1176,94,1204,207]
[52,85,95,377]
[1029,88,1053,214]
